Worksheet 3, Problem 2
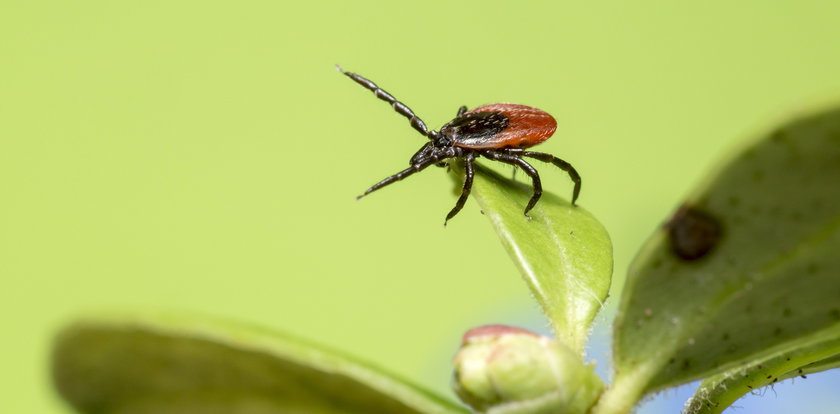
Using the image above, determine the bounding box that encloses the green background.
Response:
[3,1,840,412]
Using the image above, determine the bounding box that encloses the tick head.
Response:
[409,142,436,165]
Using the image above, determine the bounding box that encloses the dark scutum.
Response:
[440,112,509,142]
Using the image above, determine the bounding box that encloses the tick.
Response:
[339,66,581,224]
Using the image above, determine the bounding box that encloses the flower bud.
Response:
[452,325,604,414]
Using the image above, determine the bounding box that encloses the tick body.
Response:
[441,103,557,150]
[339,66,581,224]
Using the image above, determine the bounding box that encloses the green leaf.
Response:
[51,313,467,414]
[597,103,840,413]
[684,331,840,414]
[792,351,840,377]
[450,162,613,353]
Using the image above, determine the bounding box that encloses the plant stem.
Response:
[589,372,649,414]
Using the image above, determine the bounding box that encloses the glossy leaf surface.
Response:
[602,104,840,412]
[52,314,467,414]
[451,162,613,353]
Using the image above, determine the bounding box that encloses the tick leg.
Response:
[337,66,431,138]
[484,152,542,218]
[457,105,468,117]
[512,150,581,205]
[357,157,444,200]
[445,152,476,225]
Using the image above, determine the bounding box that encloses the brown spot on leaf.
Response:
[666,205,723,261]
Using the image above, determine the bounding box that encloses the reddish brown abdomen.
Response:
[454,103,557,149]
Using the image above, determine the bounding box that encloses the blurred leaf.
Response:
[450,162,613,353]
[791,352,840,377]
[600,104,840,412]
[683,334,840,414]
[52,314,467,414]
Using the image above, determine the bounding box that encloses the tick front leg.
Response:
[444,152,476,225]
[357,157,441,200]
